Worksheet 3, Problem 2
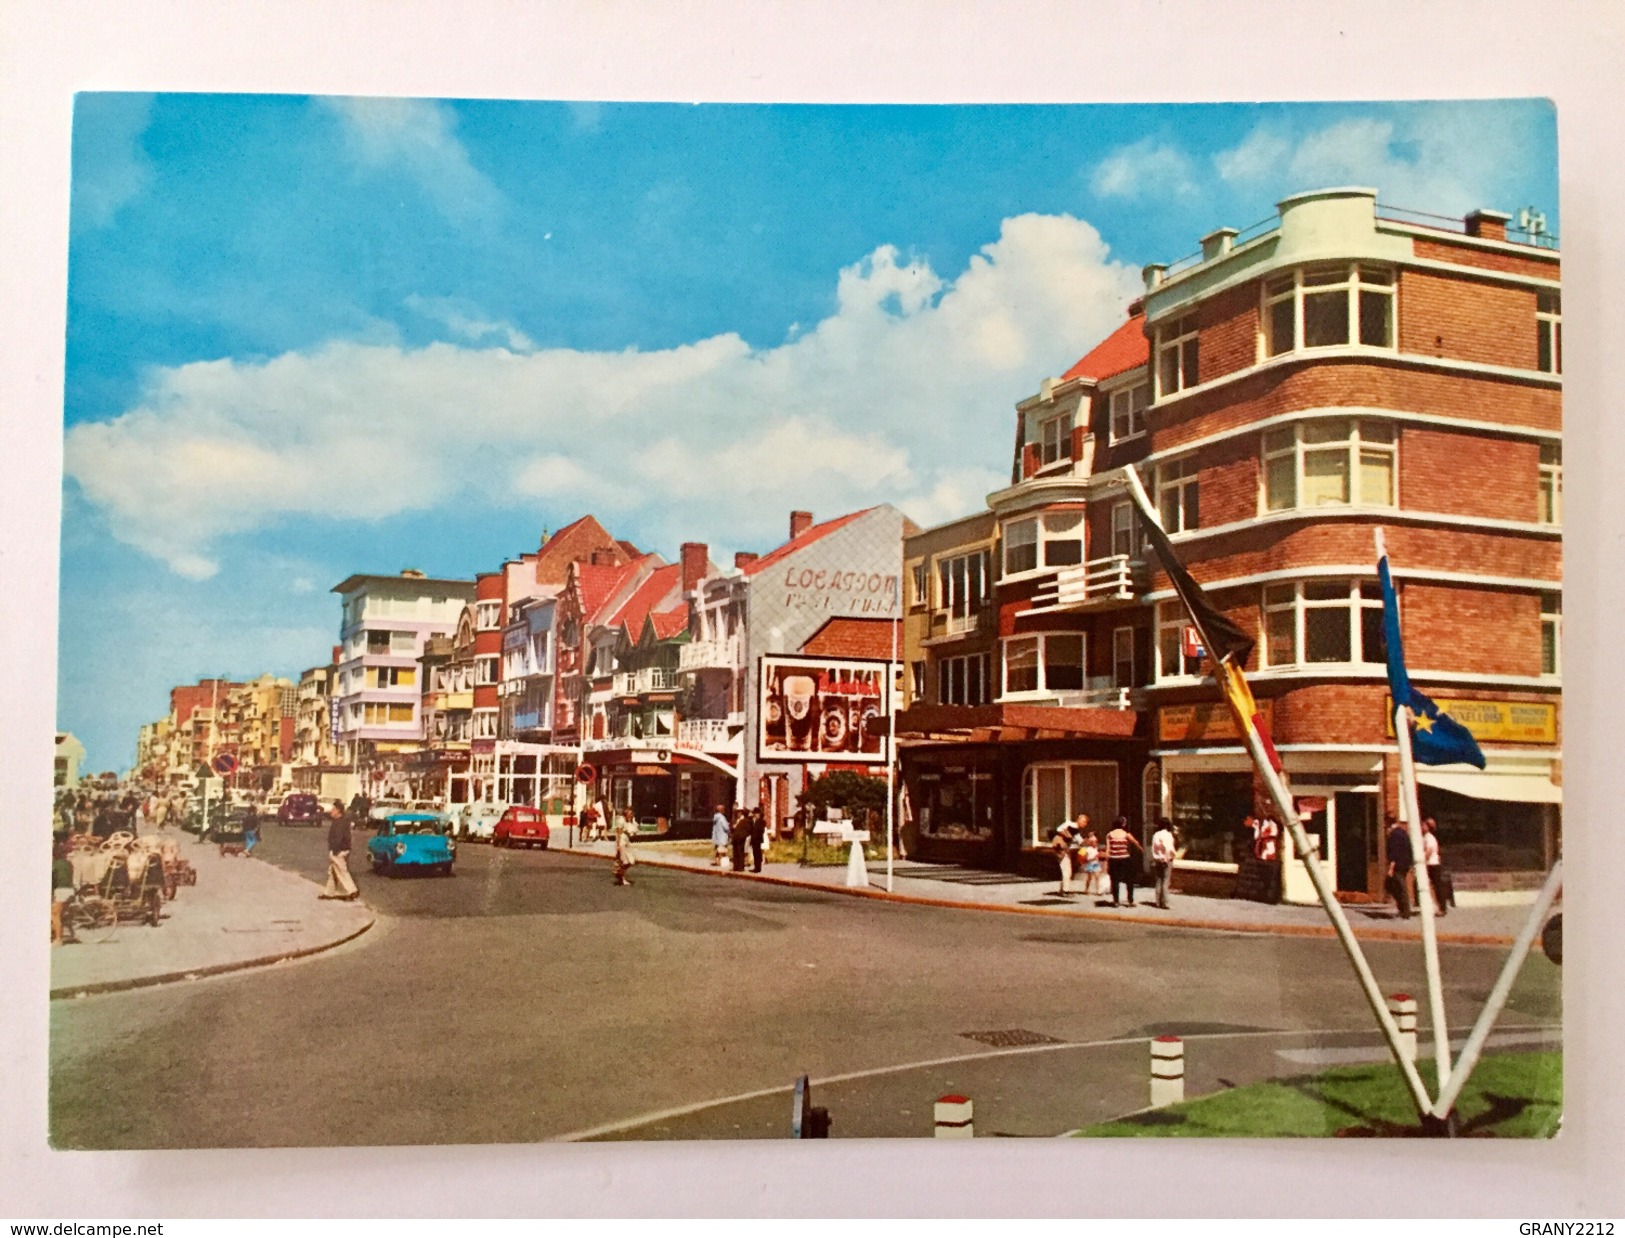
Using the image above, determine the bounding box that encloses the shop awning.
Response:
[895,703,1141,744]
[1415,770,1562,804]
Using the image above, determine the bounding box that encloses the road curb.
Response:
[559,846,1515,947]
[49,910,377,1000]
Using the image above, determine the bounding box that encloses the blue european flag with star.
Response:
[1378,549,1487,768]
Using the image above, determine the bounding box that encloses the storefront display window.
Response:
[912,761,997,842]
[1419,785,1550,872]
[1169,771,1254,862]
[1021,761,1118,846]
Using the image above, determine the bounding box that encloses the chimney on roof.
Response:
[790,511,814,541]
[1465,208,1511,242]
[680,542,708,593]
[1201,227,1239,261]
[734,551,760,571]
[331,645,342,666]
[401,568,425,578]
[1142,263,1168,290]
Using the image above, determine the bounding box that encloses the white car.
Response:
[458,801,508,842]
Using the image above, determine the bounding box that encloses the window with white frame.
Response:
[1262,263,1395,357]
[1538,442,1562,524]
[477,655,500,687]
[1112,627,1137,689]
[937,550,989,632]
[1110,501,1137,558]
[938,653,992,706]
[1021,761,1119,846]
[1155,601,1203,680]
[472,709,499,739]
[476,600,503,631]
[1002,633,1085,696]
[1261,580,1385,667]
[362,702,415,726]
[1003,518,1038,576]
[1541,591,1561,676]
[1263,418,1396,512]
[1155,316,1199,398]
[1037,412,1072,467]
[1109,381,1151,442]
[1537,292,1561,374]
[910,562,928,607]
[1042,510,1083,567]
[1157,456,1201,533]
[910,661,926,699]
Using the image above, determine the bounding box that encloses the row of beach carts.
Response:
[62,831,196,941]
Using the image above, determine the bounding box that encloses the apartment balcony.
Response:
[612,667,679,696]
[678,635,741,673]
[1022,555,1150,616]
[676,717,741,752]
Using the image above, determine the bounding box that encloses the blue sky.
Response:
[60,96,1558,771]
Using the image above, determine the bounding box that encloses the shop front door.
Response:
[1334,790,1379,896]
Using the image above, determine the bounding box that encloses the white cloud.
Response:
[1213,105,1549,219]
[405,294,535,351]
[318,96,503,223]
[71,93,155,229]
[1089,138,1196,200]
[65,212,1141,571]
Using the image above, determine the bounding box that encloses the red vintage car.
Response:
[492,805,551,849]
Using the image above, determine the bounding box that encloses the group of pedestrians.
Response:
[1051,813,1181,910]
[711,804,766,873]
[1384,815,1453,919]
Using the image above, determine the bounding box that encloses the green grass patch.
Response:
[1077,1050,1561,1138]
[764,836,875,867]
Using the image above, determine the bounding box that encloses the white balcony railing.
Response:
[677,718,732,749]
[612,667,679,695]
[678,636,740,672]
[1024,554,1147,615]
[1053,676,1136,711]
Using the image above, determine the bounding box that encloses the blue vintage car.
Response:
[367,812,457,876]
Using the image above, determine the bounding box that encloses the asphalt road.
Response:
[48,822,1562,1147]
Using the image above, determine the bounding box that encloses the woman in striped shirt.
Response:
[1104,816,1144,907]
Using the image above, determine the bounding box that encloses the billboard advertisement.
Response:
[757,655,891,764]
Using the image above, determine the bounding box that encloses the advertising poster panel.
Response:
[757,654,891,764]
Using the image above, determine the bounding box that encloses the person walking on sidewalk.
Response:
[613,808,637,886]
[711,804,731,868]
[1150,818,1178,909]
[1081,829,1104,897]
[749,807,766,873]
[1384,816,1414,919]
[322,801,359,900]
[1105,816,1143,907]
[1422,816,1450,917]
[1051,813,1086,896]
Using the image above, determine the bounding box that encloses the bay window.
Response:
[1002,633,1085,696]
[1262,263,1395,356]
[1156,316,1199,397]
[1109,380,1151,442]
[1263,418,1396,512]
[1001,511,1084,577]
[1157,456,1200,532]
[1038,412,1072,467]
[1261,580,1385,667]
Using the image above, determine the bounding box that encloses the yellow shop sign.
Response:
[1159,700,1274,743]
[1386,697,1557,744]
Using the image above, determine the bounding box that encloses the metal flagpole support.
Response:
[1395,699,1453,1092]
[1431,858,1563,1120]
[1121,467,1434,1117]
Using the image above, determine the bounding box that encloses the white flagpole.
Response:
[1432,858,1563,1119]
[1123,468,1434,1115]
[885,573,898,894]
[1377,527,1453,1092]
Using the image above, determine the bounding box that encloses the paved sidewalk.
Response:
[560,838,1534,946]
[50,831,375,998]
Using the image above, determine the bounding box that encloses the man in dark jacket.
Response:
[1384,816,1413,919]
[322,803,358,899]
[748,808,766,873]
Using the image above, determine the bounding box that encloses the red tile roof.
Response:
[799,618,901,661]
[576,559,646,622]
[609,562,682,635]
[1060,313,1148,384]
[649,608,689,641]
[741,508,876,578]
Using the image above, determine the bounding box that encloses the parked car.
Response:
[366,812,456,876]
[367,798,409,825]
[277,793,322,825]
[458,800,508,842]
[492,805,550,850]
